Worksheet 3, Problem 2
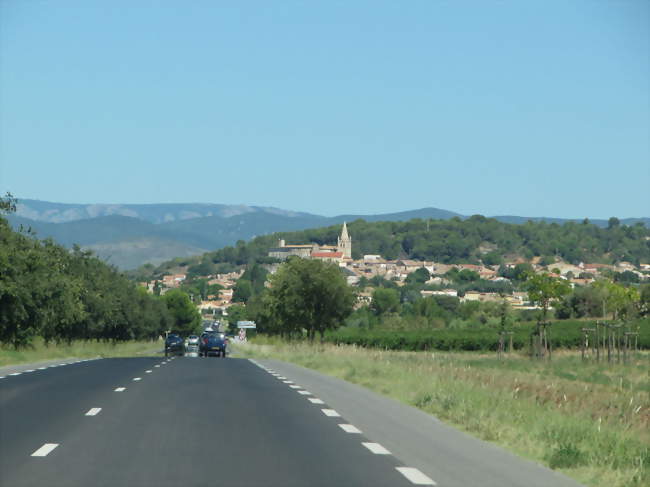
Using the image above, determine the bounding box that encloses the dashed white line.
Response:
[154,365,160,368]
[58,364,66,366]
[308,398,324,404]
[321,409,341,417]
[0,376,5,379]
[9,372,21,376]
[85,408,102,416]
[133,377,141,381]
[283,380,293,384]
[297,390,311,395]
[339,424,362,434]
[31,443,59,457]
[114,387,126,392]
[25,369,35,373]
[396,467,436,485]
[362,442,391,455]
[277,376,286,380]
[289,385,301,389]
[37,367,47,370]
[145,370,152,373]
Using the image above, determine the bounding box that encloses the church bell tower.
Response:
[337,222,352,259]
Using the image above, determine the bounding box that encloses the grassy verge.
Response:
[0,338,162,367]
[234,338,649,487]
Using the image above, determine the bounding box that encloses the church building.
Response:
[268,222,352,263]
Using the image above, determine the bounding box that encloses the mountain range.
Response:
[7,199,649,270]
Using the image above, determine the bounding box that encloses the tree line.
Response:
[0,195,200,349]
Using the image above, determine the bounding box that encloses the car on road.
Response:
[199,331,227,358]
[186,335,199,346]
[165,334,184,357]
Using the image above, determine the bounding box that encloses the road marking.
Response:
[85,408,102,416]
[283,380,293,384]
[396,467,436,485]
[339,424,362,434]
[133,377,141,381]
[321,409,341,417]
[308,398,324,404]
[31,443,59,457]
[154,365,160,368]
[298,390,311,395]
[114,387,126,392]
[362,442,391,455]
[0,376,5,379]
[9,372,21,376]
[145,370,152,373]
[289,385,301,389]
[59,363,66,366]
[25,369,35,373]
[38,367,47,370]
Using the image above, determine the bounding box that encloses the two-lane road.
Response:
[0,356,431,486]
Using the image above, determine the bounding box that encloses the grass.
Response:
[0,337,163,367]
[234,338,650,487]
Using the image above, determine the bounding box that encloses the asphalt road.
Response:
[0,356,432,487]
[0,355,583,487]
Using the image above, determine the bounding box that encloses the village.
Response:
[140,223,650,317]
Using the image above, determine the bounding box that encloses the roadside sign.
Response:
[237,321,256,329]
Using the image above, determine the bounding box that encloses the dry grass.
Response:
[235,339,649,487]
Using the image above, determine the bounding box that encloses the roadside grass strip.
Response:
[396,467,436,486]
[85,408,101,416]
[114,387,126,392]
[31,444,59,457]
[362,442,391,455]
[321,409,341,417]
[308,398,325,404]
[338,424,362,434]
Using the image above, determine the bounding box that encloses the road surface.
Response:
[0,356,582,486]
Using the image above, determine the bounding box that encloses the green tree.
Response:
[526,273,571,358]
[262,258,355,340]
[163,289,201,336]
[232,279,253,303]
[370,287,401,316]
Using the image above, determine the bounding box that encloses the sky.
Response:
[1,0,648,219]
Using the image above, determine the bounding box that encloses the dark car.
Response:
[199,331,227,358]
[164,334,184,357]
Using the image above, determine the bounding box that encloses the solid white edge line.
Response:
[31,443,59,457]
[395,467,436,485]
[321,409,340,417]
[85,408,101,416]
[308,398,324,404]
[362,442,391,455]
[114,387,126,392]
[338,424,362,433]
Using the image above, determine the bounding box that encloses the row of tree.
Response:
[0,195,201,348]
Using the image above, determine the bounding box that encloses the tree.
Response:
[162,289,201,336]
[371,288,401,316]
[526,273,571,359]
[232,279,253,303]
[262,258,355,340]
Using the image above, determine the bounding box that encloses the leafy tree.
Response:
[162,289,201,336]
[371,288,401,316]
[232,279,253,303]
[261,258,355,340]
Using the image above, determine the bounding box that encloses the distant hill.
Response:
[6,199,649,269]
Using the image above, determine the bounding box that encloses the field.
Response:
[0,338,162,367]
[234,339,649,487]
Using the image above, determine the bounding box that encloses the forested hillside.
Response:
[144,216,650,278]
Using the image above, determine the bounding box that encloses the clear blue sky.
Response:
[1,0,648,218]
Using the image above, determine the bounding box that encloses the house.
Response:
[268,223,352,261]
